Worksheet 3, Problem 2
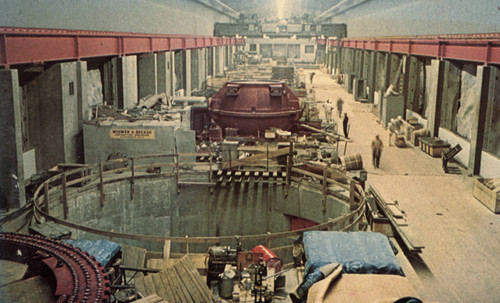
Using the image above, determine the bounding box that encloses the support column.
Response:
[0,69,26,208]
[103,58,118,106]
[367,51,377,103]
[468,66,495,175]
[190,49,199,92]
[218,46,225,75]
[379,53,391,118]
[157,51,173,96]
[439,61,461,130]
[406,56,419,112]
[170,51,176,96]
[427,60,446,137]
[185,50,192,96]
[75,61,88,163]
[483,67,499,154]
[118,55,138,109]
[214,47,220,76]
[174,51,184,95]
[138,53,158,99]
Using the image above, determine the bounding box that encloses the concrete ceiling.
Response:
[218,0,344,20]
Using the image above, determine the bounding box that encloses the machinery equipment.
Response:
[209,80,302,136]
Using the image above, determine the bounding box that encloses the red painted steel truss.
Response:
[0,27,244,67]
[318,33,500,65]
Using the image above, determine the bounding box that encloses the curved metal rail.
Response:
[0,232,111,303]
[31,153,366,252]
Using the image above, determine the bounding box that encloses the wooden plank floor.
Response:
[133,255,214,303]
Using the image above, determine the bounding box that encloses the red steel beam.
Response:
[0,27,244,67]
[321,34,500,65]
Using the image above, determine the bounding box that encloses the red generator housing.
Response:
[208,80,302,136]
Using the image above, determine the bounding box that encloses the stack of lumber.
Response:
[134,255,214,303]
[132,295,168,303]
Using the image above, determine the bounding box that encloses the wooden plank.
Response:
[159,272,176,303]
[143,273,157,297]
[387,204,404,218]
[173,262,204,303]
[134,273,148,297]
[181,256,214,302]
[178,257,212,302]
[163,240,171,262]
[122,244,147,268]
[170,265,196,303]
[222,148,289,169]
[147,258,164,270]
[165,267,191,303]
[151,273,168,301]
[132,294,167,303]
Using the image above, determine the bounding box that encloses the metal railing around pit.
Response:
[32,153,366,255]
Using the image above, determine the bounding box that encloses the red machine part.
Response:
[0,233,111,303]
[251,245,283,273]
[209,80,302,136]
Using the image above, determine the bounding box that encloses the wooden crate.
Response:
[473,178,500,213]
[419,137,450,157]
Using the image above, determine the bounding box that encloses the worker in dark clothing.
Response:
[342,113,349,138]
[309,72,315,84]
[371,134,383,168]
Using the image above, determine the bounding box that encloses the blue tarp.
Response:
[303,231,404,276]
[64,240,121,268]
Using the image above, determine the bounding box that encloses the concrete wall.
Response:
[138,54,158,100]
[157,52,174,97]
[119,56,138,109]
[55,178,349,253]
[174,51,185,94]
[0,70,26,208]
[83,120,182,164]
[0,0,235,36]
[327,0,500,37]
[26,63,78,171]
[87,69,103,120]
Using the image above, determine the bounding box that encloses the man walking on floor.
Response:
[323,99,334,123]
[309,72,315,85]
[336,98,344,118]
[342,113,349,138]
[371,134,383,168]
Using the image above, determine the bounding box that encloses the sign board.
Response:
[110,129,155,140]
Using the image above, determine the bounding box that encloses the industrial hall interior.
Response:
[1,0,500,302]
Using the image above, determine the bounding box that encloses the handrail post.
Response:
[99,163,105,207]
[208,148,213,183]
[185,235,189,254]
[130,158,135,200]
[176,154,180,194]
[44,182,50,215]
[62,173,68,219]
[266,144,269,172]
[322,168,327,213]
[349,180,358,210]
[285,142,293,196]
